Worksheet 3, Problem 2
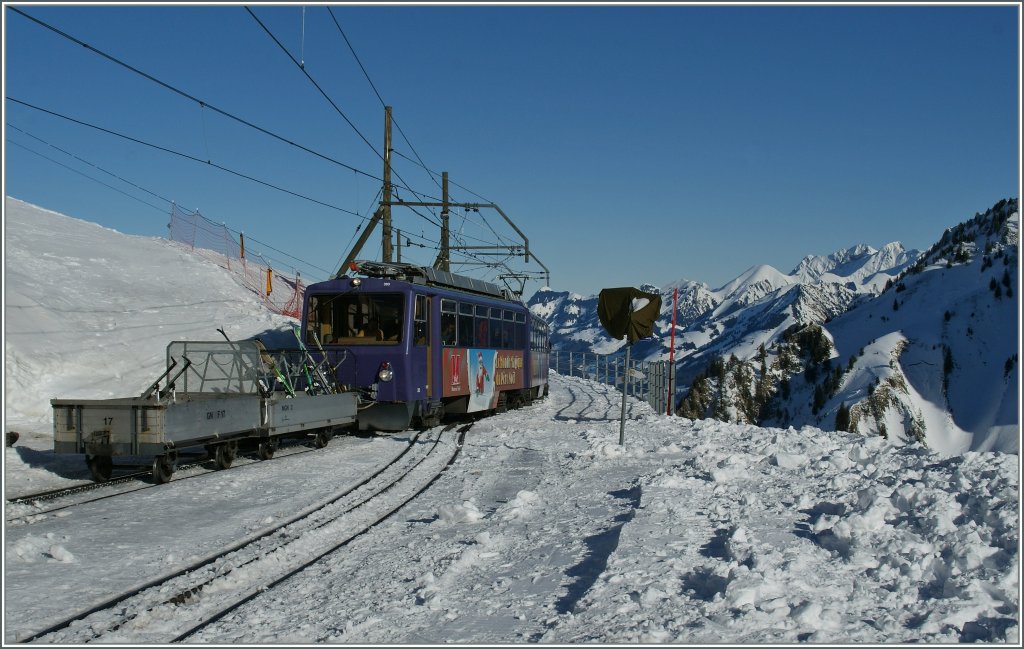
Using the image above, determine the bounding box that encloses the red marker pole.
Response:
[668,287,677,415]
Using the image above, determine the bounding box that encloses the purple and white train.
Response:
[301,261,550,431]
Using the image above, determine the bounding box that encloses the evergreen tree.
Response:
[835,402,851,432]
[943,346,954,394]
[812,384,826,414]
[710,355,726,382]
[909,416,927,444]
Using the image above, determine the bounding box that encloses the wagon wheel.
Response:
[86,455,113,482]
[257,439,277,461]
[214,441,237,470]
[152,455,174,484]
[314,428,332,449]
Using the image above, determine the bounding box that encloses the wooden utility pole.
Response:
[335,105,551,288]
[436,171,450,271]
[382,105,393,263]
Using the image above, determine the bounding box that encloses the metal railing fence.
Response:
[549,350,674,415]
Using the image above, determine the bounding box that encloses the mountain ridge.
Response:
[528,198,1019,454]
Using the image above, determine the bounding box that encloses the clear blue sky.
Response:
[3,3,1020,298]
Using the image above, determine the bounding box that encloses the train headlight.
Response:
[351,278,362,287]
[378,362,394,382]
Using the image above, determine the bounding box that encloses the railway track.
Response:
[17,422,470,644]
[4,437,337,525]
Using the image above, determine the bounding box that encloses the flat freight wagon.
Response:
[52,340,356,483]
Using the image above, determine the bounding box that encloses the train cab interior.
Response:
[307,293,403,345]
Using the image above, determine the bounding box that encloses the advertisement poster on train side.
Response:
[443,348,524,412]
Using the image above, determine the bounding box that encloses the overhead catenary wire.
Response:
[391,149,496,205]
[383,153,516,251]
[199,211,337,281]
[8,123,178,208]
[324,5,510,265]
[333,186,383,274]
[7,124,336,279]
[325,6,443,197]
[10,97,510,264]
[9,6,539,288]
[245,6,448,225]
[7,138,167,215]
[244,7,379,162]
[390,148,516,248]
[300,6,306,68]
[7,97,370,222]
[6,6,428,196]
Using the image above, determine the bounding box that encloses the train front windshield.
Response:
[306,293,404,345]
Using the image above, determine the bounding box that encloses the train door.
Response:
[412,294,431,400]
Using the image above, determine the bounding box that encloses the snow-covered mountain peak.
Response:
[793,241,916,279]
[715,264,792,298]
[790,241,919,293]
[791,244,876,280]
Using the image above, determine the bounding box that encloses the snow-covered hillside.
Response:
[809,200,1020,453]
[2,197,1019,644]
[3,197,296,429]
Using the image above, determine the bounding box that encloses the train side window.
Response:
[502,310,514,349]
[459,303,474,348]
[514,312,525,349]
[414,295,428,345]
[441,299,457,346]
[531,317,547,351]
[475,305,489,347]
[490,308,502,347]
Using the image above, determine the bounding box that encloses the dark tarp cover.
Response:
[597,287,663,343]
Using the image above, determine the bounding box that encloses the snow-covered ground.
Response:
[3,197,1021,643]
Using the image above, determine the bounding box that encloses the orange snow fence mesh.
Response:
[168,204,304,318]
